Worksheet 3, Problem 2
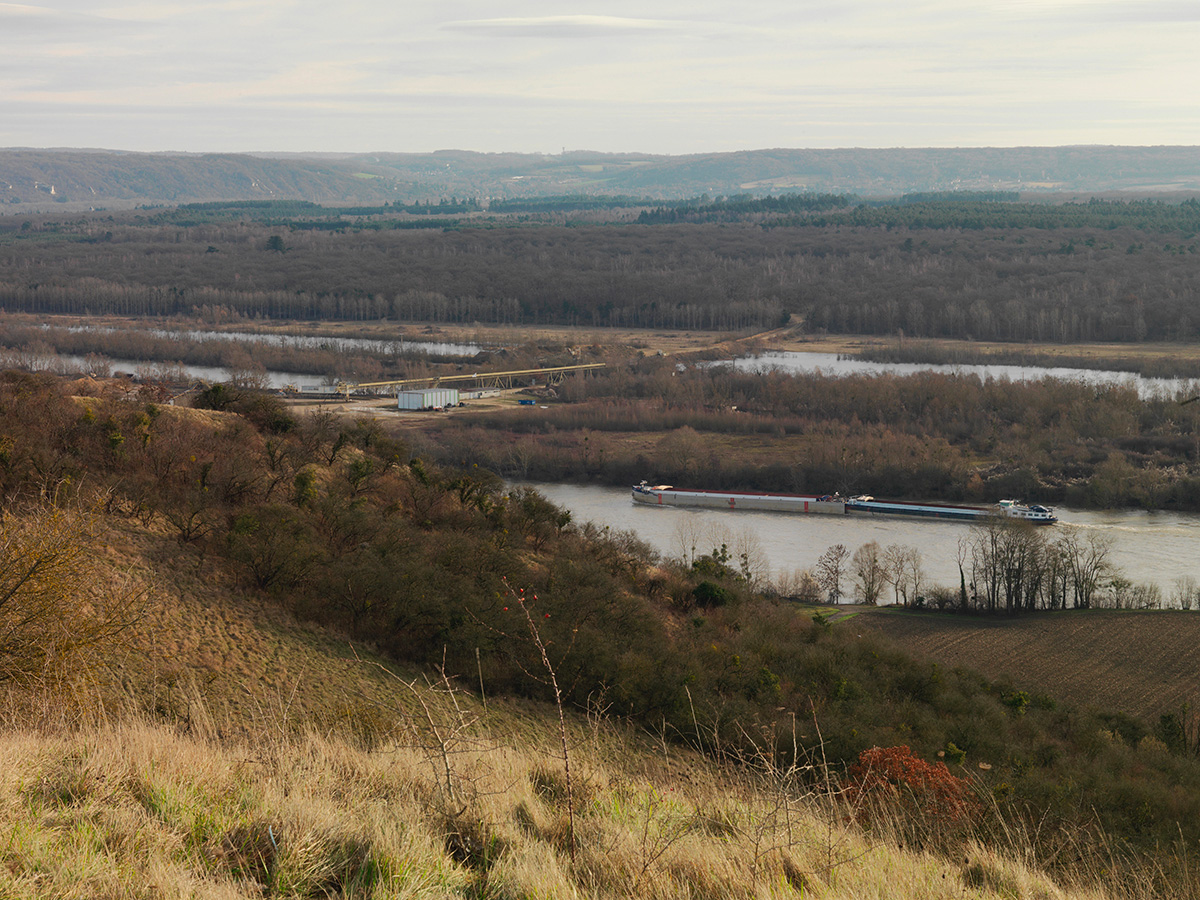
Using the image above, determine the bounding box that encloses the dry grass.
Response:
[0,677,1143,900]
[0,484,1177,898]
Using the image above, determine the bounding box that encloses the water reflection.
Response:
[1,349,313,390]
[52,324,484,358]
[723,351,1198,401]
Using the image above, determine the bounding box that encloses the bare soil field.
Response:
[849,607,1200,721]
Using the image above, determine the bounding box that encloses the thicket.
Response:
[5,371,1200,857]
[416,361,1200,511]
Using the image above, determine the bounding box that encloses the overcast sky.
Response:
[2,0,1198,154]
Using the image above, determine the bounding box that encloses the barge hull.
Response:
[846,500,991,521]
[632,486,845,515]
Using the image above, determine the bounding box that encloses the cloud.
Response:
[0,2,128,34]
[444,14,689,39]
[2,0,1198,153]
[999,0,1200,23]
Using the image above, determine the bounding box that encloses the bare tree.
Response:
[816,544,850,604]
[671,516,706,568]
[1057,527,1113,610]
[731,526,769,588]
[773,568,822,602]
[1172,575,1199,611]
[883,543,908,606]
[851,541,886,605]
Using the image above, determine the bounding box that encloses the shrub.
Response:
[842,745,979,830]
[693,581,733,608]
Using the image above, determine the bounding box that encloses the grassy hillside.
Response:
[851,608,1200,723]
[1,695,1115,899]
[6,371,1200,896]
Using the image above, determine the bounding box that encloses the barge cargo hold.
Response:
[631,483,846,515]
[631,483,1057,524]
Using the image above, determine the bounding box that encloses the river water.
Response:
[49,324,484,358]
[526,482,1199,602]
[1,351,315,390]
[11,327,484,388]
[724,352,1199,401]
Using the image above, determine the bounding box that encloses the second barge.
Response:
[845,496,1057,524]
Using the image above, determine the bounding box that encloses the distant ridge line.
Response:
[2,145,1199,208]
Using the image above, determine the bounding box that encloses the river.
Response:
[526,482,1199,603]
[723,351,1199,401]
[50,324,485,358]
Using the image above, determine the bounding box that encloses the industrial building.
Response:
[397,388,460,410]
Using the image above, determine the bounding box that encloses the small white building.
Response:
[397,388,460,410]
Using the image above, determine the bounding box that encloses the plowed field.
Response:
[850,608,1200,721]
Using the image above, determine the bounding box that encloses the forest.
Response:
[410,359,1200,511]
[0,195,1198,340]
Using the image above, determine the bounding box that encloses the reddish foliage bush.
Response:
[842,745,979,826]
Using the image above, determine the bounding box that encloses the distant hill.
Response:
[0,149,409,207]
[3,145,1200,208]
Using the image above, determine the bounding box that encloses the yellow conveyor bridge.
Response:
[333,363,606,398]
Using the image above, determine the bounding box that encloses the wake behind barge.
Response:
[631,483,1057,524]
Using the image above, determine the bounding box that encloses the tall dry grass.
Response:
[0,677,1146,900]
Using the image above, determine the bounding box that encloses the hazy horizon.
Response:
[4,143,1200,157]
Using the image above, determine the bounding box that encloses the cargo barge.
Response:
[631,483,846,514]
[631,483,1056,524]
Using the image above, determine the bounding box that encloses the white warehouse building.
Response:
[397,388,460,410]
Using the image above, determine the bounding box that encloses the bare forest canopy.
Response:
[4,145,1200,207]
[414,362,1200,512]
[3,199,1200,340]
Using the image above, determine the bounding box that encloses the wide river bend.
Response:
[528,482,1198,602]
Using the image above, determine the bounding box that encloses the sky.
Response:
[1,0,1198,154]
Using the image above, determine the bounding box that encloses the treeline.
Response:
[283,217,468,233]
[174,198,482,219]
[416,362,1200,511]
[796,197,1200,232]
[5,207,1200,340]
[176,200,322,215]
[806,522,1152,615]
[8,371,1200,853]
[636,192,855,223]
[487,194,650,213]
[891,191,1020,204]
